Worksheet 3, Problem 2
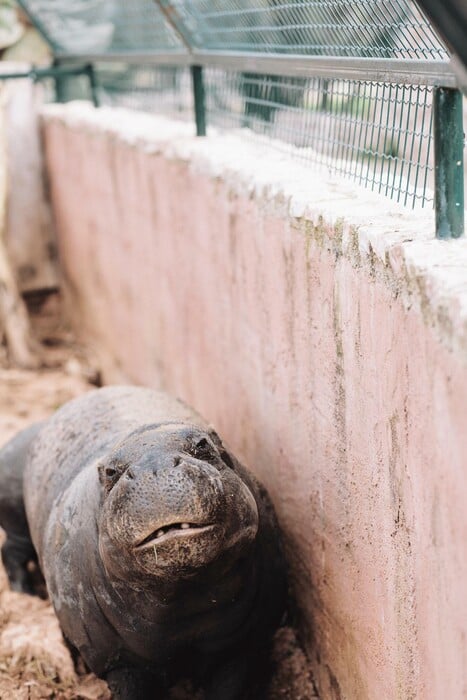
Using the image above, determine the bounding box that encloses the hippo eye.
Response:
[192,437,215,460]
[98,462,124,492]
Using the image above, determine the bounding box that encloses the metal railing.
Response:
[14,0,466,238]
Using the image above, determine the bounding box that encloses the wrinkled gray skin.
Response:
[0,386,286,699]
[0,421,44,593]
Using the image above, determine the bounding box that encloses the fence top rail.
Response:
[55,51,192,66]
[54,50,458,88]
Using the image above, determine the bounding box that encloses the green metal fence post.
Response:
[153,2,207,135]
[433,87,465,239]
[191,65,206,136]
[85,64,100,107]
[52,58,68,103]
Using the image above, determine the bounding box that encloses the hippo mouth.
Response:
[135,522,215,549]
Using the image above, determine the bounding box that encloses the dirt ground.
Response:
[0,293,318,699]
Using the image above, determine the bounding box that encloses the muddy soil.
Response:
[0,293,318,699]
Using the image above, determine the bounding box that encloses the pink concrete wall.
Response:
[41,107,467,700]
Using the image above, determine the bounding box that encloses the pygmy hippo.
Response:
[0,386,286,699]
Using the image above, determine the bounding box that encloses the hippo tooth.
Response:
[181,523,190,529]
[156,530,165,538]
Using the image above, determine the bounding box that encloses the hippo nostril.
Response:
[173,456,181,467]
[126,467,135,480]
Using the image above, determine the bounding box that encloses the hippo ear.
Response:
[208,429,236,470]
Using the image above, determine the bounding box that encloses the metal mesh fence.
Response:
[73,61,436,208]
[20,0,447,61]
[17,0,464,227]
[205,69,434,207]
[96,64,193,119]
[20,0,185,55]
[168,0,447,60]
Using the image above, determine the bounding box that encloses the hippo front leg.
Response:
[105,667,167,700]
[1,533,37,594]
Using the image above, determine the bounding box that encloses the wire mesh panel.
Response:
[20,0,186,55]
[171,0,447,60]
[96,64,194,119]
[205,69,434,207]
[17,0,458,214]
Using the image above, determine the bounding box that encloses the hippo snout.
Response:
[97,425,260,579]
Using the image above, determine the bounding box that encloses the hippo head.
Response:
[96,423,259,584]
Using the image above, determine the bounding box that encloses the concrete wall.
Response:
[2,64,57,292]
[41,103,467,700]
